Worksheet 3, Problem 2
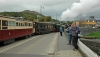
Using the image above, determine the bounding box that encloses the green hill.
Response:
[0,10,58,22]
[0,10,45,21]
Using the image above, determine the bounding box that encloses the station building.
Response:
[76,16,97,28]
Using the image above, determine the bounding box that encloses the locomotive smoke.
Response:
[61,0,100,20]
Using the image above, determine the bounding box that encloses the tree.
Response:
[0,11,52,22]
[66,21,73,25]
[44,16,52,22]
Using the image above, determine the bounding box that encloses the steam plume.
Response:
[61,0,100,20]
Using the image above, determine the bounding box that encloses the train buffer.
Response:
[55,32,83,57]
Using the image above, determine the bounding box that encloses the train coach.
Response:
[0,16,56,45]
[0,16,33,44]
[33,22,54,34]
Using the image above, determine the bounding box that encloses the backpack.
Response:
[76,26,80,34]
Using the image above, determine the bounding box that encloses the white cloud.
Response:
[0,0,100,21]
[61,0,100,21]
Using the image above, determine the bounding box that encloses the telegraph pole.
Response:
[39,6,44,22]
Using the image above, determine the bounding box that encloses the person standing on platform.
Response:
[59,27,63,36]
[67,25,72,45]
[71,22,80,51]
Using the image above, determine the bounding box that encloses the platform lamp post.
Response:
[56,14,59,22]
[39,6,44,22]
[82,11,87,27]
[37,15,39,22]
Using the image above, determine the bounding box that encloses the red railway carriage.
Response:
[0,16,33,44]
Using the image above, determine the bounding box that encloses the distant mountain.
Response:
[0,10,58,22]
[0,10,44,21]
[23,10,40,15]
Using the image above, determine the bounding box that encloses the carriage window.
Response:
[49,25,51,28]
[0,20,1,27]
[45,25,47,28]
[27,23,29,26]
[21,23,23,26]
[29,23,32,26]
[48,25,50,28]
[16,22,18,26]
[38,24,41,28]
[41,25,43,28]
[30,23,32,26]
[29,23,30,26]
[2,20,8,29]
[23,23,24,26]
[2,20,8,26]
[39,24,41,28]
[8,21,11,26]
[25,23,27,26]
[19,23,20,26]
[11,21,16,26]
[42,25,44,28]
[0,20,1,29]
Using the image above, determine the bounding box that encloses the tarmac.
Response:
[55,32,83,57]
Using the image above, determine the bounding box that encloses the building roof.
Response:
[86,16,96,22]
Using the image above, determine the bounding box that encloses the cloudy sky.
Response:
[0,0,100,21]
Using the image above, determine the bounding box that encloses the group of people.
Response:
[59,22,80,51]
[67,22,80,51]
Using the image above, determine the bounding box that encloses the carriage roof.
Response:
[0,16,32,23]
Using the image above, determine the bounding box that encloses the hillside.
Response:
[0,10,58,22]
[0,10,45,21]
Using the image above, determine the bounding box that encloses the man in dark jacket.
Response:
[71,23,80,51]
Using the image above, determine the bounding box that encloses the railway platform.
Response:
[55,32,83,57]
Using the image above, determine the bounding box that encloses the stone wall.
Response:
[80,28,100,35]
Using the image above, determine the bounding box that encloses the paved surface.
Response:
[56,32,83,57]
[0,33,58,57]
[0,53,47,57]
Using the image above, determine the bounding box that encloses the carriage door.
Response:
[0,20,1,40]
[33,22,35,34]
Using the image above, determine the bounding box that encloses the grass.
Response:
[87,32,100,37]
[81,32,100,39]
[97,52,100,56]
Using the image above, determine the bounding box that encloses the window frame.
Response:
[2,20,8,29]
[0,20,2,30]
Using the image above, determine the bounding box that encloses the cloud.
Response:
[61,0,100,21]
[0,0,100,21]
[0,0,76,11]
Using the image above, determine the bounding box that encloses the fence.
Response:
[80,28,100,35]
